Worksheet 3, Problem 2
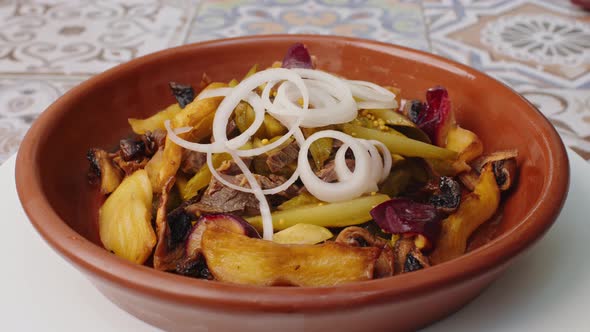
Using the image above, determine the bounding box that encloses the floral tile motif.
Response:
[423,0,590,161]
[423,0,590,89]
[0,76,82,161]
[0,0,198,75]
[187,0,430,51]
[517,87,590,161]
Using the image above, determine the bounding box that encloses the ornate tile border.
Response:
[0,76,83,161]
[0,0,198,76]
[187,0,430,51]
[423,0,590,89]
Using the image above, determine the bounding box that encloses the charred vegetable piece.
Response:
[430,164,500,264]
[185,214,260,261]
[472,150,518,191]
[119,138,146,162]
[98,169,156,264]
[87,148,123,194]
[370,198,442,245]
[341,123,457,160]
[167,207,194,250]
[246,194,389,231]
[282,42,314,69]
[273,223,333,245]
[201,226,380,286]
[410,87,455,147]
[404,253,425,272]
[277,193,321,210]
[153,177,183,271]
[176,255,213,279]
[128,103,181,135]
[402,99,424,124]
[169,82,195,109]
[429,176,461,213]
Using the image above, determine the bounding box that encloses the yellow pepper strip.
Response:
[430,164,500,264]
[246,194,389,231]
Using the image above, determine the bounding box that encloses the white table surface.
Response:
[1,149,589,332]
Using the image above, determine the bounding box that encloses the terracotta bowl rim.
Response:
[15,34,569,312]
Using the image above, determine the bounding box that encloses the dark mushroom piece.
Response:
[429,176,461,214]
[86,148,123,194]
[169,82,195,109]
[472,150,518,191]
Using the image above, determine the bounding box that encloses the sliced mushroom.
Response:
[472,150,518,191]
[87,148,123,194]
[335,226,375,247]
[335,227,394,278]
[393,237,430,274]
[429,176,461,214]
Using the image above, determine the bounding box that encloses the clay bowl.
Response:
[15,35,568,332]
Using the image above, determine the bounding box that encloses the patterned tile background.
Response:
[0,0,588,162]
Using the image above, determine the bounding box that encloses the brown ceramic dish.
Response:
[15,35,569,332]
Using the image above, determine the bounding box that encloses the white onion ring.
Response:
[298,130,371,202]
[356,100,398,110]
[165,67,400,240]
[347,80,396,102]
[335,139,392,189]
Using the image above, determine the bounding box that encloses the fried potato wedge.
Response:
[99,169,156,264]
[150,83,225,193]
[430,164,500,264]
[446,126,483,164]
[128,103,181,135]
[202,226,380,286]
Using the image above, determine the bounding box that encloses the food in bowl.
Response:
[87,43,518,287]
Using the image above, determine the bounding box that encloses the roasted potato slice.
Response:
[150,83,225,193]
[128,103,181,135]
[273,223,333,245]
[430,164,500,264]
[202,226,380,286]
[446,126,483,163]
[99,169,156,264]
